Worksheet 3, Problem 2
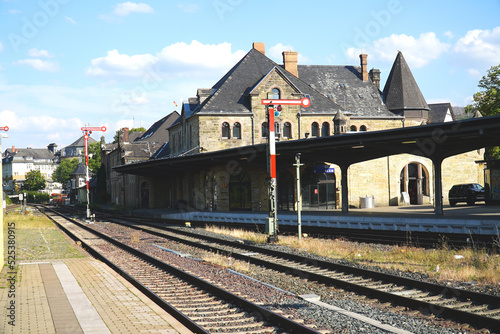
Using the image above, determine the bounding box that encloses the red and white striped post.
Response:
[81,126,106,220]
[261,97,310,241]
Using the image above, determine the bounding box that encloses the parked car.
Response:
[448,183,485,206]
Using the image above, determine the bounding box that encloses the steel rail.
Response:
[104,215,500,333]
[43,206,321,334]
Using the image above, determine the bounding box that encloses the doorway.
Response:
[400,162,428,205]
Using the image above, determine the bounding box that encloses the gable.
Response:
[249,66,302,97]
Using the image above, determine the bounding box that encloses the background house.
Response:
[2,145,60,194]
[101,112,179,207]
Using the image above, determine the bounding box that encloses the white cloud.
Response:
[28,48,53,58]
[177,3,199,13]
[467,68,482,78]
[444,31,454,39]
[115,119,135,131]
[114,2,154,17]
[454,27,500,65]
[8,9,21,14]
[15,59,59,72]
[0,42,3,52]
[346,32,450,68]
[86,40,246,79]
[86,49,155,77]
[0,109,83,142]
[65,16,77,24]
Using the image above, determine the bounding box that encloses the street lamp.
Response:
[81,126,106,220]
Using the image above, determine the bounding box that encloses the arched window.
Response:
[360,125,367,131]
[271,88,280,99]
[233,122,241,139]
[350,125,357,132]
[311,122,319,137]
[321,122,330,137]
[222,122,230,139]
[261,122,268,138]
[283,122,292,138]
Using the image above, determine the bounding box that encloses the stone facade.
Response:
[118,43,485,211]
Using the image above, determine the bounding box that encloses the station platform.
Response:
[131,204,500,236]
[0,257,193,334]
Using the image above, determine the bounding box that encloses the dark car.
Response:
[448,183,485,206]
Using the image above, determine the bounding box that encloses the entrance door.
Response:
[400,163,428,205]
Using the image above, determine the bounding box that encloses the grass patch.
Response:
[205,225,500,286]
[3,211,85,261]
[202,252,251,274]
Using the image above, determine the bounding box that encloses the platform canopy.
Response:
[115,115,500,214]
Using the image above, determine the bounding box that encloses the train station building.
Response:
[108,42,485,213]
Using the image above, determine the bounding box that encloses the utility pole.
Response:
[81,126,106,220]
[293,153,304,240]
[261,97,310,242]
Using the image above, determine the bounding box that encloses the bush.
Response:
[4,193,12,205]
[24,191,51,204]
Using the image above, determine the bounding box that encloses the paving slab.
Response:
[1,258,193,334]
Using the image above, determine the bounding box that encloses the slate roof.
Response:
[3,148,57,164]
[129,132,144,142]
[382,51,429,113]
[298,65,394,117]
[135,111,179,143]
[188,48,344,117]
[70,163,89,176]
[67,135,97,147]
[428,103,455,123]
[151,142,170,159]
[452,106,468,120]
[177,47,408,120]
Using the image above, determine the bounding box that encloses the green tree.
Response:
[52,158,79,184]
[113,127,147,143]
[466,64,500,159]
[24,170,46,191]
[87,142,102,174]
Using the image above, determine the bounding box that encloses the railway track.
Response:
[89,211,500,333]
[42,207,322,334]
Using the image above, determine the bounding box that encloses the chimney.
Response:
[360,54,368,81]
[197,88,214,105]
[252,42,265,55]
[123,127,129,143]
[47,143,57,153]
[282,50,299,77]
[11,145,15,153]
[369,68,381,89]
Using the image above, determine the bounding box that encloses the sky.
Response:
[1,0,500,150]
